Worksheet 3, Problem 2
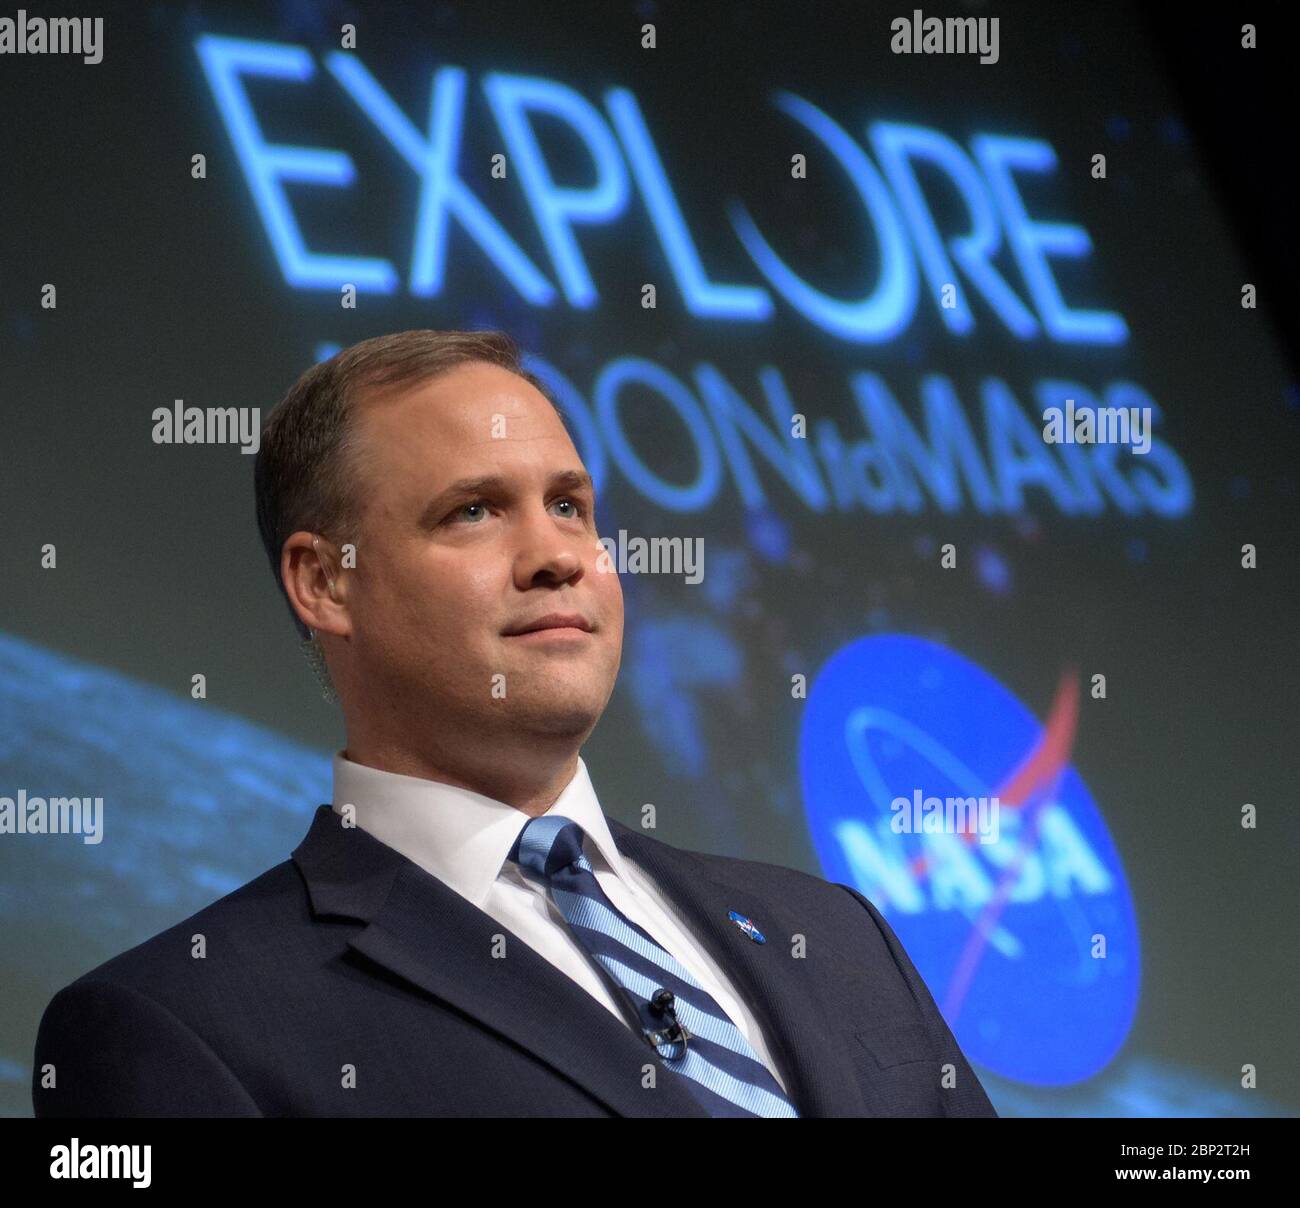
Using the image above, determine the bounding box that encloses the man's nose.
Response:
[511,505,585,588]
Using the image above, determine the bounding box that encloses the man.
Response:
[32,329,997,1118]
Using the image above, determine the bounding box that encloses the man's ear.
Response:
[281,531,350,638]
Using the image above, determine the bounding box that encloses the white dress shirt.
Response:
[331,750,790,1094]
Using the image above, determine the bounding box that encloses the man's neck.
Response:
[340,739,581,818]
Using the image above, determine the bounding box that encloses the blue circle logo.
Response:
[799,634,1140,1085]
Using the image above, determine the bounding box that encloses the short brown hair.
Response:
[255,328,562,641]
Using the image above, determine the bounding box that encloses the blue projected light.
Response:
[483,72,631,308]
[728,91,918,343]
[605,86,773,321]
[593,357,723,511]
[972,134,1128,345]
[323,56,556,303]
[799,635,1141,1085]
[193,39,1188,528]
[192,34,1129,350]
[517,353,1192,519]
[195,35,399,292]
[869,121,1040,339]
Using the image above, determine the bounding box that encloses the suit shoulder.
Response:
[614,818,841,899]
[56,856,307,1000]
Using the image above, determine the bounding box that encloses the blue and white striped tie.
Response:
[508,813,799,1118]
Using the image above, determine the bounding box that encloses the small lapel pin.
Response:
[728,910,766,943]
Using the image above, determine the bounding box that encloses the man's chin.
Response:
[498,697,605,740]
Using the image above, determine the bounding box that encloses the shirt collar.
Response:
[330,751,630,909]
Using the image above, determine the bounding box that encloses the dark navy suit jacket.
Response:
[33,804,998,1117]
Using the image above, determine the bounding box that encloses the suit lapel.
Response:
[608,818,872,1117]
[292,805,707,1118]
[293,803,871,1117]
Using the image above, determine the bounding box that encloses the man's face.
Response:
[338,361,623,747]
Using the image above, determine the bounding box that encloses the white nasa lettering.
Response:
[835,802,1113,913]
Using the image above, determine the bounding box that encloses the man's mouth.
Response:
[502,612,594,637]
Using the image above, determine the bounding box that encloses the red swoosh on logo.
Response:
[901,666,1080,1023]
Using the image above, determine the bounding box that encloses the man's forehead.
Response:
[357,369,564,447]
[366,365,543,419]
[351,368,580,486]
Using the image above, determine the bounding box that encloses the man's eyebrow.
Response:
[417,469,594,528]
[545,469,594,495]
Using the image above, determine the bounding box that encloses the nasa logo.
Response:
[799,634,1140,1085]
[728,910,767,944]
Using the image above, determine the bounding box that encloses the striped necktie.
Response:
[507,813,799,1118]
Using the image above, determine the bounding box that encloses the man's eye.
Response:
[449,500,489,524]
[553,497,587,519]
[446,497,587,525]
